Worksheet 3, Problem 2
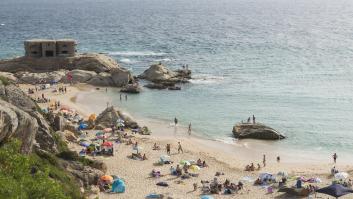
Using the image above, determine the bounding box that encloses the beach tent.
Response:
[79,141,90,147]
[160,155,171,163]
[78,123,88,130]
[335,172,349,180]
[100,175,113,182]
[316,184,353,198]
[111,178,125,193]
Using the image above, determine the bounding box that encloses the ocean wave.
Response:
[189,74,225,84]
[119,58,138,64]
[154,58,172,62]
[108,51,166,56]
[215,137,236,145]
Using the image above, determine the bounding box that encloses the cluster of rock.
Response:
[0,53,134,87]
[138,63,191,90]
[94,106,139,129]
[0,79,107,193]
[232,123,286,140]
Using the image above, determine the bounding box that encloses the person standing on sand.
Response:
[247,117,250,123]
[253,115,256,124]
[188,123,192,135]
[263,154,266,167]
[178,142,183,153]
[174,117,178,126]
[166,144,171,155]
[333,153,337,163]
[120,94,122,101]
[125,94,127,101]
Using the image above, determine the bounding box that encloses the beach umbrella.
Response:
[102,142,113,147]
[97,135,108,140]
[335,172,349,180]
[132,146,143,154]
[88,114,96,121]
[190,165,201,172]
[180,160,191,166]
[316,184,353,198]
[104,128,112,133]
[79,123,88,130]
[100,175,113,182]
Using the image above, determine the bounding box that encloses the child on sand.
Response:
[166,144,171,155]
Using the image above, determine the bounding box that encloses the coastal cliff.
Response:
[0,53,134,87]
[0,78,106,198]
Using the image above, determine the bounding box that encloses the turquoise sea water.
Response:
[2,0,353,156]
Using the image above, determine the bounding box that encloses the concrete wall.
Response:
[56,40,76,57]
[24,39,76,58]
[24,41,42,57]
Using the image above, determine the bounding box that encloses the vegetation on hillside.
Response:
[0,140,82,199]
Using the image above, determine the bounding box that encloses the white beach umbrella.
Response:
[335,172,349,180]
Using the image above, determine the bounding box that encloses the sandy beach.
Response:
[24,83,353,199]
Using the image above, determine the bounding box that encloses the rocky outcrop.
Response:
[232,123,285,140]
[0,99,38,153]
[139,63,191,83]
[95,106,120,127]
[0,53,134,87]
[0,81,58,153]
[95,106,139,129]
[64,161,104,188]
[120,83,141,93]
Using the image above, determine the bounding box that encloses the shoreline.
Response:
[23,83,353,198]
[60,84,351,167]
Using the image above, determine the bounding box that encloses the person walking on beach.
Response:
[125,94,127,101]
[178,142,183,154]
[120,94,122,101]
[166,144,171,155]
[188,123,192,135]
[253,115,256,124]
[263,154,266,167]
[333,153,338,163]
[247,117,251,123]
[174,117,178,126]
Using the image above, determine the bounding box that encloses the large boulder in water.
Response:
[139,63,177,82]
[232,123,285,140]
[120,83,141,93]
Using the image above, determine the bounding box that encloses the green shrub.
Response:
[0,140,82,199]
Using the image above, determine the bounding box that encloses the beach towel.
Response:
[146,193,163,198]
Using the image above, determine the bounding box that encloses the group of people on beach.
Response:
[241,115,256,124]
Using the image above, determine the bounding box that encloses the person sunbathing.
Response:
[197,159,202,166]
[250,163,255,171]
[245,165,250,171]
[223,179,230,188]
[142,153,147,160]
[153,143,161,150]
[127,138,133,145]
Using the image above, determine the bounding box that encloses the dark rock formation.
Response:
[139,63,191,87]
[95,106,139,129]
[232,123,285,140]
[120,84,141,93]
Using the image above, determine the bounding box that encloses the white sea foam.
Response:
[120,58,138,64]
[0,24,5,26]
[108,51,166,56]
[190,74,225,84]
[154,58,172,62]
[215,137,236,145]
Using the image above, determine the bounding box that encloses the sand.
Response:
[22,83,353,199]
